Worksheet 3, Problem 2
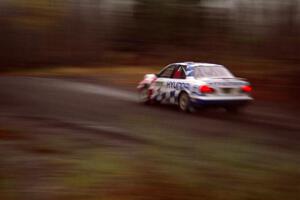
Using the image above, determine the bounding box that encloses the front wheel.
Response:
[138,87,150,104]
[178,92,195,112]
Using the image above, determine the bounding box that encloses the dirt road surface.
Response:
[0,77,299,200]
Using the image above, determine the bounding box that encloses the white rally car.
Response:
[137,62,253,112]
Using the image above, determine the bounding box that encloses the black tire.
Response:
[178,92,195,112]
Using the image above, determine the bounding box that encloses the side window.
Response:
[172,66,186,79]
[180,66,187,79]
[159,65,176,78]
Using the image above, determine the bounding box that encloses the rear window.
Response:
[194,66,233,79]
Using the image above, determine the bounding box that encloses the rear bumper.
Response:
[190,96,253,107]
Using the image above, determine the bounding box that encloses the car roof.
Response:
[172,62,224,67]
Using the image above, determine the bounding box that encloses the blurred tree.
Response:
[113,0,206,52]
[0,0,299,67]
[0,0,68,67]
[8,0,67,29]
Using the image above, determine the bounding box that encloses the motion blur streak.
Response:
[0,1,299,67]
[0,77,300,200]
[53,78,137,101]
[0,0,300,200]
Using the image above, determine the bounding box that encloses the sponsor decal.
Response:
[166,82,190,90]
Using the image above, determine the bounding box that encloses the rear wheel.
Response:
[178,92,195,112]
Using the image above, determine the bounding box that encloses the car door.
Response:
[152,64,177,103]
[170,65,188,104]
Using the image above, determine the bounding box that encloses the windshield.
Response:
[194,66,234,79]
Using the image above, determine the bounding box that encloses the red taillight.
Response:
[241,85,252,93]
[200,85,215,93]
